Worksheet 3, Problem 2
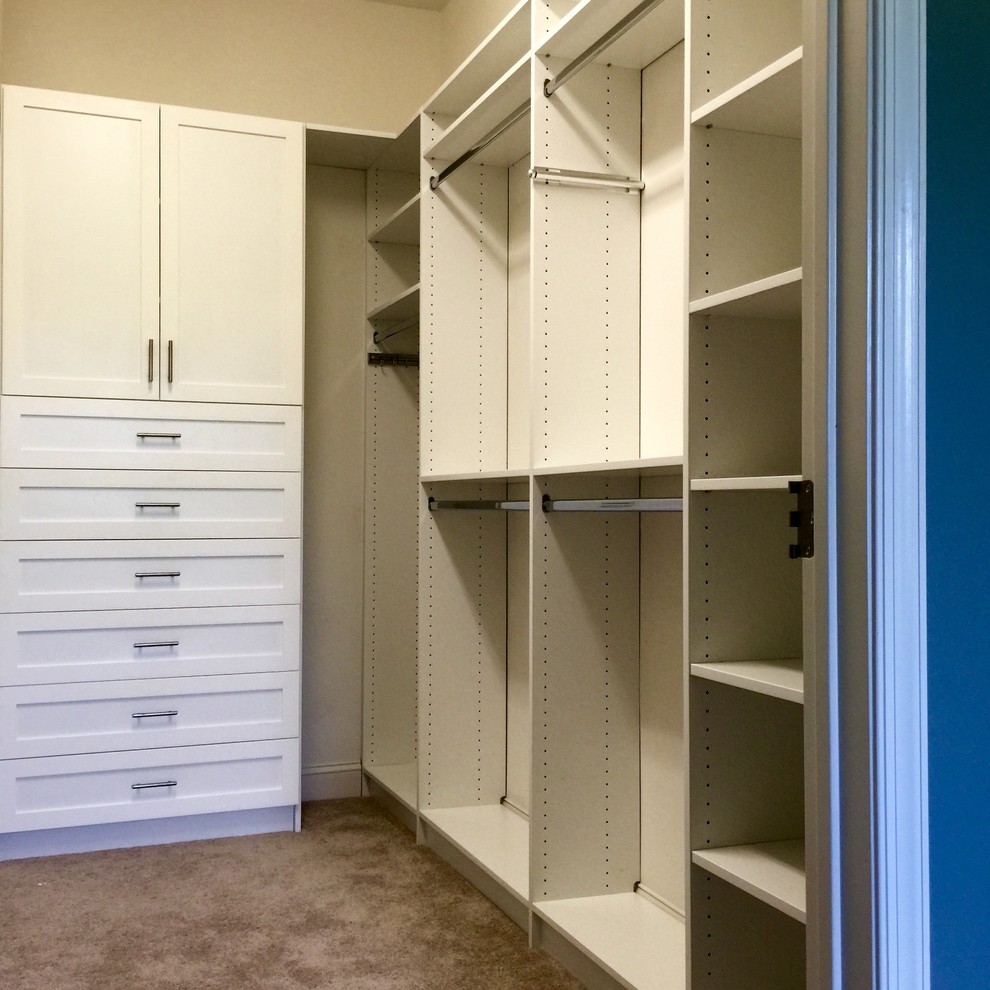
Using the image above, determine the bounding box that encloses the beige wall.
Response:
[440,0,518,83]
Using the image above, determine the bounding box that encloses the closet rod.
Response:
[543,0,669,98]
[368,353,419,368]
[429,101,530,191]
[530,165,644,192]
[429,497,529,512]
[373,316,418,345]
[542,494,683,513]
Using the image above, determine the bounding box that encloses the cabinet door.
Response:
[160,106,304,405]
[1,86,160,400]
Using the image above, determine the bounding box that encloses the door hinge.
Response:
[788,479,814,559]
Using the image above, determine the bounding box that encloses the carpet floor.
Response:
[0,798,585,990]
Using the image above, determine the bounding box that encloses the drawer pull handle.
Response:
[131,780,177,791]
[147,339,154,384]
[136,432,182,441]
[135,502,180,510]
[133,640,180,649]
[135,571,181,579]
[167,340,174,384]
[132,710,179,719]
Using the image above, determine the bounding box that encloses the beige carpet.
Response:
[0,798,585,990]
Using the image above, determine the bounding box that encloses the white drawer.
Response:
[0,396,302,471]
[0,539,301,612]
[0,672,299,758]
[1,469,301,540]
[0,738,300,833]
[0,605,300,685]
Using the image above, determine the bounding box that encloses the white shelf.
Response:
[305,123,394,169]
[692,839,806,923]
[422,468,530,484]
[367,283,420,326]
[535,456,684,479]
[369,193,420,245]
[535,892,686,990]
[424,0,531,119]
[364,762,418,812]
[689,268,802,319]
[425,55,530,170]
[689,475,800,491]
[537,0,685,72]
[691,659,804,704]
[421,804,529,902]
[692,47,803,139]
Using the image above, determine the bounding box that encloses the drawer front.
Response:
[0,396,302,471]
[0,672,300,758]
[0,739,300,833]
[0,605,300,685]
[1,469,301,540]
[0,539,301,612]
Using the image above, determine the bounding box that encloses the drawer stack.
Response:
[0,397,302,837]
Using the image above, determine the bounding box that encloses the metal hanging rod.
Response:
[373,316,418,346]
[542,494,683,513]
[368,353,419,368]
[429,101,530,191]
[429,497,529,512]
[543,0,669,98]
[530,165,644,193]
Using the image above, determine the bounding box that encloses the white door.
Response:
[160,106,304,405]
[1,86,160,400]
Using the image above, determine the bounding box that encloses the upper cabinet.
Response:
[1,87,304,405]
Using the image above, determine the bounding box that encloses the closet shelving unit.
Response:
[685,0,810,985]
[362,115,421,828]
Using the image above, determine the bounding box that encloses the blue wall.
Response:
[927,2,990,986]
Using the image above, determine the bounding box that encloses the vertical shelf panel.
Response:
[507,157,533,473]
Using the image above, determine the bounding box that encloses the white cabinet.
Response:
[1,86,304,406]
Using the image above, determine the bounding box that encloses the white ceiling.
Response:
[369,0,449,10]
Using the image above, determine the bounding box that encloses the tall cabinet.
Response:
[0,86,305,852]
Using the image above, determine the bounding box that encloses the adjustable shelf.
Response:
[368,192,420,245]
[692,839,806,923]
[534,892,686,990]
[421,468,530,484]
[364,762,417,812]
[691,658,803,704]
[689,267,802,320]
[689,476,800,491]
[367,283,419,327]
[536,456,683,479]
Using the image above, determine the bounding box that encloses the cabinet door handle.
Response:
[136,432,182,441]
[135,502,180,510]
[135,571,181,579]
[131,780,177,791]
[147,339,154,383]
[131,710,179,720]
[133,640,180,649]
[167,340,174,384]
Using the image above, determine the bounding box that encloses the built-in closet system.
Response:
[358,1,824,988]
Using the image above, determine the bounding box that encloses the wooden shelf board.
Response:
[537,0,685,72]
[690,267,802,320]
[364,762,417,812]
[535,892,686,990]
[369,193,420,245]
[691,659,804,704]
[535,456,684,479]
[692,47,803,139]
[305,124,395,169]
[426,55,530,168]
[689,475,800,491]
[368,283,420,325]
[422,468,530,484]
[692,839,806,923]
[422,804,529,901]
[424,0,531,119]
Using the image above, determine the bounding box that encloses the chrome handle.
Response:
[135,502,180,510]
[167,340,173,384]
[131,710,178,719]
[131,780,177,791]
[147,339,154,383]
[136,432,181,440]
[135,571,180,579]
[134,640,179,649]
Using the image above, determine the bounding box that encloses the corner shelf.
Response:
[691,658,804,704]
[689,267,802,319]
[368,193,420,245]
[692,839,806,923]
[364,762,417,812]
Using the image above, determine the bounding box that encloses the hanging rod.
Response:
[544,0,669,98]
[429,101,530,191]
[368,353,419,368]
[542,494,683,513]
[373,316,418,345]
[429,497,529,512]
[530,165,644,193]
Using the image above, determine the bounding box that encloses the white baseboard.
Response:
[301,763,362,801]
